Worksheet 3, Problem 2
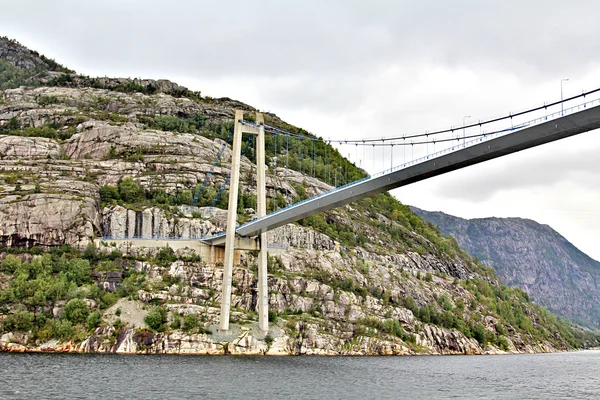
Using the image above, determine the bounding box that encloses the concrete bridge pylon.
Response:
[218,110,269,333]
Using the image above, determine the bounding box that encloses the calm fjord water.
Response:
[1,351,600,399]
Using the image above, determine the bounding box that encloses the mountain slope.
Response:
[411,207,600,329]
[1,36,598,354]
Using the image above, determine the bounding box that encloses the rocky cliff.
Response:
[411,207,600,329]
[1,36,598,355]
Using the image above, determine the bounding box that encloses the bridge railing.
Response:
[102,235,211,241]
[369,95,600,179]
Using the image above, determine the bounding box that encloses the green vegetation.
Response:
[0,59,37,89]
[139,113,206,134]
[0,246,148,343]
[86,311,102,330]
[182,314,199,331]
[2,36,599,354]
[99,178,194,211]
[355,316,415,344]
[0,119,83,141]
[47,74,201,102]
[63,299,90,324]
[144,306,168,331]
[262,116,366,187]
[264,333,274,347]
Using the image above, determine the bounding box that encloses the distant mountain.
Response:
[412,207,600,329]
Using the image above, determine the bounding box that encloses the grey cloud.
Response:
[2,0,599,82]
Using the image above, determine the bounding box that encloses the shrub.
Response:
[403,295,417,313]
[82,243,99,262]
[38,96,59,106]
[99,185,120,203]
[53,319,75,340]
[264,333,274,347]
[3,308,34,332]
[170,317,181,329]
[155,246,176,268]
[183,314,199,331]
[144,306,168,331]
[268,310,279,324]
[473,322,487,345]
[63,299,90,324]
[1,254,21,274]
[86,311,102,330]
[497,335,510,351]
[118,177,145,203]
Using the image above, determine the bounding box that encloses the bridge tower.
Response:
[219,110,269,333]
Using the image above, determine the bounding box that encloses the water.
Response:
[1,351,600,399]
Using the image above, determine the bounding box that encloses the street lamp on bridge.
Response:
[561,78,569,115]
[463,115,471,146]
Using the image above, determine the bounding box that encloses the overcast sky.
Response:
[2,0,600,260]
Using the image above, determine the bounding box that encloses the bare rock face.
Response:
[0,182,99,248]
[0,135,61,158]
[267,224,336,251]
[65,121,225,161]
[102,205,220,239]
[418,324,480,354]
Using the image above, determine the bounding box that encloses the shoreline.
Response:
[1,342,565,357]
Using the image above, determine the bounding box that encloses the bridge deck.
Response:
[202,103,600,245]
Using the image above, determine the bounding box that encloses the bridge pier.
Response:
[256,113,269,333]
[219,110,269,333]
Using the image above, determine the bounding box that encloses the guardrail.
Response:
[102,236,209,241]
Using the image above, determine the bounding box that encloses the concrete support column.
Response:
[209,245,215,264]
[255,112,269,332]
[219,110,244,332]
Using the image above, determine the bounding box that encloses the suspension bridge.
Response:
[103,89,600,333]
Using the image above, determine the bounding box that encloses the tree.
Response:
[473,322,487,345]
[99,185,120,203]
[403,295,417,314]
[183,314,199,331]
[52,319,75,340]
[118,177,145,203]
[144,306,168,331]
[3,308,34,332]
[64,258,91,285]
[86,311,102,330]
[0,254,21,274]
[63,299,90,324]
